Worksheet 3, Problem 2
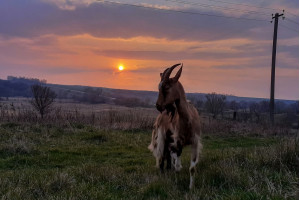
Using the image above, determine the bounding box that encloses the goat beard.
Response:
[165,103,176,121]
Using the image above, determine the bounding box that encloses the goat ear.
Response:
[173,63,183,82]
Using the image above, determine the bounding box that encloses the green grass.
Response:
[0,122,298,199]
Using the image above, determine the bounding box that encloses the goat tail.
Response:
[148,127,165,167]
[154,128,165,158]
[148,143,154,152]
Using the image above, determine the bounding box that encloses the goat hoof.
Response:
[175,165,182,172]
[189,176,194,190]
[189,181,194,189]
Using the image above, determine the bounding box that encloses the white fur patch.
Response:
[171,153,182,172]
[189,176,194,189]
[190,161,196,169]
[171,152,177,159]
[189,161,197,189]
[153,128,165,167]
[148,144,154,152]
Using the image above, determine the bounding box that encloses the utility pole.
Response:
[270,11,284,125]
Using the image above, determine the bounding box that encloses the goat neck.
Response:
[174,82,189,119]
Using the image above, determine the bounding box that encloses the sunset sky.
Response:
[0,0,298,100]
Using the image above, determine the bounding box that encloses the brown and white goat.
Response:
[155,63,203,189]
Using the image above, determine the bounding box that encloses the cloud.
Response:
[32,35,59,46]
[99,49,222,60]
[0,0,290,41]
[0,63,114,79]
[211,65,247,69]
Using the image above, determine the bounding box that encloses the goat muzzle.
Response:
[156,103,164,112]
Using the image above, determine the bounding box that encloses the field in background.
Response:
[0,98,298,199]
[0,98,297,136]
[0,98,157,130]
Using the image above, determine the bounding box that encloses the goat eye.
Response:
[164,85,170,90]
[162,88,169,97]
[161,83,168,89]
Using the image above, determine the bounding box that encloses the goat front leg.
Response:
[170,153,182,172]
[159,157,165,173]
[189,139,202,189]
[159,150,171,173]
[170,141,183,172]
[166,150,171,170]
[165,130,173,170]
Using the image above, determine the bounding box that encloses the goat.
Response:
[155,63,203,189]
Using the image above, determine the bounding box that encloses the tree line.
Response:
[28,84,298,127]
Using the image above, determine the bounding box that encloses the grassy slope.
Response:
[0,123,298,200]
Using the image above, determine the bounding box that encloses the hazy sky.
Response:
[0,0,298,100]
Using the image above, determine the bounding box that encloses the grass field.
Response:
[0,122,298,200]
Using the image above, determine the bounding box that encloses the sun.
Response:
[118,65,124,71]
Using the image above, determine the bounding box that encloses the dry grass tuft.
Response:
[49,172,76,192]
[1,135,36,155]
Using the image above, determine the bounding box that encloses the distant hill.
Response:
[0,76,42,97]
[0,76,297,106]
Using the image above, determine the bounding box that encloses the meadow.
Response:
[0,99,298,199]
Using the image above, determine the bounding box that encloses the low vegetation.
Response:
[0,97,298,199]
[0,121,298,199]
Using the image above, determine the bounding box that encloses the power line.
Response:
[285,11,299,18]
[285,18,299,25]
[97,0,268,22]
[206,0,279,11]
[165,0,270,17]
[180,0,298,21]
[165,9,262,42]
[281,24,299,33]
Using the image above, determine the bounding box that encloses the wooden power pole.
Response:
[270,11,284,125]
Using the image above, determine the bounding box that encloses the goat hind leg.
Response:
[165,130,173,170]
[160,147,171,173]
[189,140,202,189]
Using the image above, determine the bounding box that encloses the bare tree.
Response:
[275,101,287,114]
[249,102,261,122]
[205,92,226,119]
[228,100,240,120]
[249,100,270,123]
[30,84,57,119]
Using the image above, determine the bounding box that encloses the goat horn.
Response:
[164,63,181,80]
[173,63,183,81]
[161,67,170,81]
